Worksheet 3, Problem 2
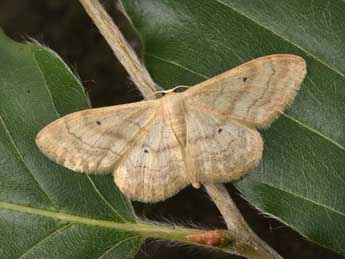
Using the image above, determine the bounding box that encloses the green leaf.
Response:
[121,0,345,255]
[0,29,200,259]
[0,28,144,258]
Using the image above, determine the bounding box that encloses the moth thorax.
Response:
[162,93,187,145]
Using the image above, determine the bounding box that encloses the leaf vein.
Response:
[244,178,345,218]
[97,235,140,259]
[17,223,72,259]
[86,176,127,222]
[145,52,208,80]
[212,0,344,77]
[0,114,59,210]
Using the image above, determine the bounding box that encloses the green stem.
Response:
[0,201,195,244]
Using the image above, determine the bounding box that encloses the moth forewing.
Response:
[36,54,306,203]
[35,100,160,173]
[184,54,306,128]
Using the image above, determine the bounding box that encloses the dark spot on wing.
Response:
[218,128,223,133]
[243,77,248,82]
[144,149,149,154]
[96,121,101,125]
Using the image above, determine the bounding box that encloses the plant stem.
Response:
[0,201,196,244]
[79,0,283,258]
[204,184,283,259]
[79,0,160,99]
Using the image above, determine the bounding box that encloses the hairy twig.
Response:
[204,184,283,259]
[79,0,283,258]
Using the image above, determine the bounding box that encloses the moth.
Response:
[36,54,306,203]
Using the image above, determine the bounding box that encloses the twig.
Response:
[79,0,160,99]
[204,184,283,259]
[79,0,283,258]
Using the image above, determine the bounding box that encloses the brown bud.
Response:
[187,230,225,247]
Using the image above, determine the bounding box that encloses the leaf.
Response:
[0,29,144,258]
[0,28,201,258]
[120,0,345,255]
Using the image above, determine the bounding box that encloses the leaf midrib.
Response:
[0,201,194,238]
[0,201,140,232]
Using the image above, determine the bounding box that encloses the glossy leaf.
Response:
[0,29,144,258]
[121,0,345,255]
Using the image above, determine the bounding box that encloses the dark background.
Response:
[0,1,342,259]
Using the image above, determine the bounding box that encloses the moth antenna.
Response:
[146,85,190,99]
